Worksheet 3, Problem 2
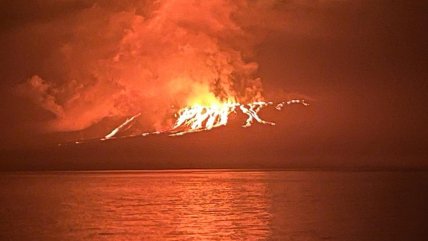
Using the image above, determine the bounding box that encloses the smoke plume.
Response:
[19,0,287,132]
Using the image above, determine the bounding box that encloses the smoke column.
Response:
[19,0,288,133]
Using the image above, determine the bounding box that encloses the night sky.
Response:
[0,1,427,170]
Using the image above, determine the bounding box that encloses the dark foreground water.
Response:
[0,170,427,241]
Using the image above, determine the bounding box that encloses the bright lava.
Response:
[102,99,309,140]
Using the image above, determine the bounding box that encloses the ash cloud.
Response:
[18,0,290,132]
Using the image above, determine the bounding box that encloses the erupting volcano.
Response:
[18,0,310,143]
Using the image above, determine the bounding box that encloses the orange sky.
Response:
[0,1,427,170]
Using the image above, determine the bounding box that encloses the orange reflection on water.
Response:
[2,171,424,241]
[57,171,273,240]
[164,172,272,239]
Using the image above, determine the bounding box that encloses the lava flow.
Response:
[102,99,308,140]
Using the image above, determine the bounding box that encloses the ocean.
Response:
[0,170,427,241]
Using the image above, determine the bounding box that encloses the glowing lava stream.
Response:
[102,99,308,140]
[102,113,142,140]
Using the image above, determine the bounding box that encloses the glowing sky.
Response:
[0,1,426,170]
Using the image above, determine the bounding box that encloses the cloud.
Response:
[18,0,402,133]
[18,0,295,132]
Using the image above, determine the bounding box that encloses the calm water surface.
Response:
[0,170,427,241]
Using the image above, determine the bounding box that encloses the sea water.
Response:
[0,170,427,241]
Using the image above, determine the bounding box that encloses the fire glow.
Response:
[19,0,311,144]
[102,99,308,140]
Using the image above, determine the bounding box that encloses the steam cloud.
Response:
[19,0,288,132]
